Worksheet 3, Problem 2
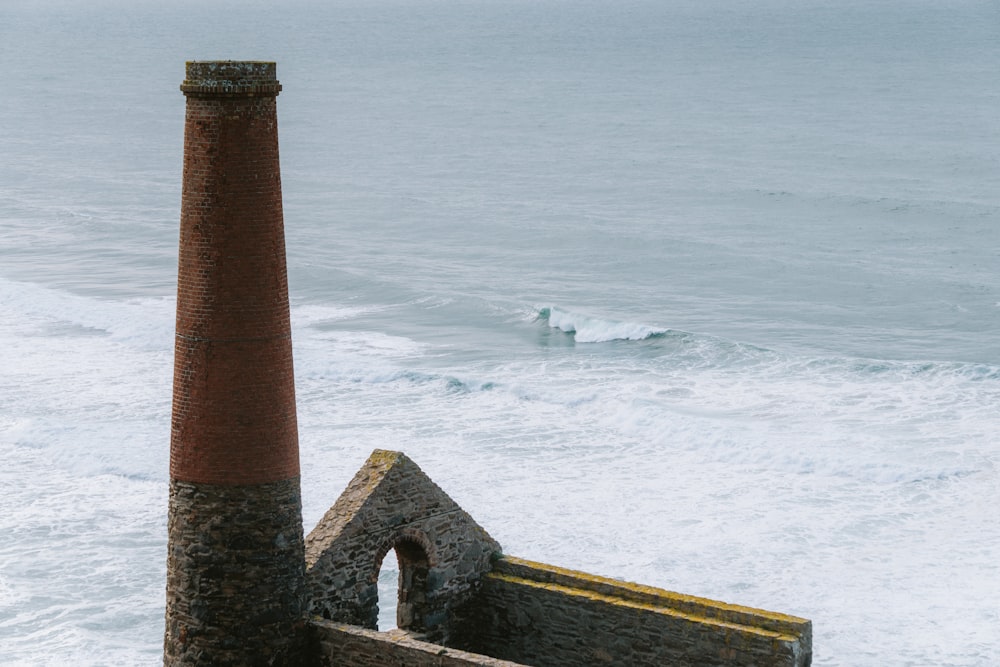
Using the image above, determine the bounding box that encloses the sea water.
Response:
[0,0,998,664]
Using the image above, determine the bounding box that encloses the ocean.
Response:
[1,0,998,664]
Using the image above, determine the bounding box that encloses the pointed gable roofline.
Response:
[305,450,501,641]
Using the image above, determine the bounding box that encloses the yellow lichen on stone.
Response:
[500,555,808,625]
[485,572,797,642]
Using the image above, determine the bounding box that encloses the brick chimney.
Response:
[164,61,306,666]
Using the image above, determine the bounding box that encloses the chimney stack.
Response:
[164,61,306,666]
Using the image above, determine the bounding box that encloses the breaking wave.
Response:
[537,306,668,343]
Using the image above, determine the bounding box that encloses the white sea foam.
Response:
[3,0,1000,664]
[293,302,385,327]
[0,276,174,350]
[293,336,1000,666]
[538,306,667,343]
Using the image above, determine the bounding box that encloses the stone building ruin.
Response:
[163,60,812,666]
[306,450,812,666]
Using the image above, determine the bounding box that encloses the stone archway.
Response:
[304,450,502,642]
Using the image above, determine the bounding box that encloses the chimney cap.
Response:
[181,60,281,97]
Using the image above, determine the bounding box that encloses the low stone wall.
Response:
[449,557,812,667]
[310,620,529,667]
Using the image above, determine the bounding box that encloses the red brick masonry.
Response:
[171,61,298,486]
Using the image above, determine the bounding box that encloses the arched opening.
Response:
[377,548,399,631]
[395,539,430,632]
[376,538,431,633]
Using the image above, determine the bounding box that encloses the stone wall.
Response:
[164,479,307,666]
[304,450,812,667]
[448,557,812,667]
[310,621,528,667]
[306,451,500,642]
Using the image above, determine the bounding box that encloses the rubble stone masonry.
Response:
[164,479,306,666]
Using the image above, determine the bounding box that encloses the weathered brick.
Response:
[172,61,297,486]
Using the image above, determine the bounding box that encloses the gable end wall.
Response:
[306,451,500,640]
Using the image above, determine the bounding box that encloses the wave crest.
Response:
[537,306,667,343]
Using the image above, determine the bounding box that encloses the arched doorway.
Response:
[377,547,399,630]
[377,538,430,633]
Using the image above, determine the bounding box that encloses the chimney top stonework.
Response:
[180,60,283,97]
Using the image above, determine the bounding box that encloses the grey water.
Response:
[0,1,998,664]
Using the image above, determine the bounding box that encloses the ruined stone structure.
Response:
[306,450,812,667]
[164,61,812,667]
[305,450,501,641]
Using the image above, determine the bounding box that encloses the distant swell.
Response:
[537,307,668,343]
